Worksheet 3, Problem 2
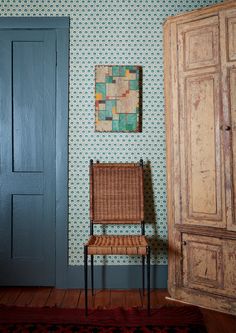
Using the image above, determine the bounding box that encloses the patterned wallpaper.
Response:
[0,0,222,266]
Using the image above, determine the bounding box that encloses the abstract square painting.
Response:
[95,65,142,132]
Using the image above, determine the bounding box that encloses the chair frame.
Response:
[84,159,151,315]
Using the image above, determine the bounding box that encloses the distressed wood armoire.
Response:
[164,0,236,315]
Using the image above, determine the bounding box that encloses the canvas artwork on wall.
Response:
[95,65,141,132]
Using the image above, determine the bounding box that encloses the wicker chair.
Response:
[84,160,151,315]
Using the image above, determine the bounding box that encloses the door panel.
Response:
[227,11,236,61]
[12,195,43,259]
[183,234,224,292]
[0,30,56,285]
[186,74,220,219]
[183,234,236,297]
[183,20,219,70]
[13,41,44,172]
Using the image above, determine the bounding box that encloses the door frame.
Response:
[0,17,69,287]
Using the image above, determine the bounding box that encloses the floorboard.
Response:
[94,289,111,309]
[0,287,235,333]
[45,288,66,308]
[77,290,94,309]
[29,287,51,307]
[62,289,81,308]
[14,288,35,306]
[110,290,127,308]
[201,308,236,333]
[125,289,141,308]
[0,287,21,306]
[141,289,158,308]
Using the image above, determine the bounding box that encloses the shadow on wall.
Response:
[144,160,168,288]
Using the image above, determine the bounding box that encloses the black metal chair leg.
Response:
[147,246,151,315]
[84,245,88,316]
[91,255,94,296]
[142,255,145,296]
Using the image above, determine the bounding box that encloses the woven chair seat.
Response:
[86,235,148,255]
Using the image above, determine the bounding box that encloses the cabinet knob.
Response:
[182,241,187,246]
[220,125,231,131]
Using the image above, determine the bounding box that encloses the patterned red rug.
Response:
[0,305,207,332]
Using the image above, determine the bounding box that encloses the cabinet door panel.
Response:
[181,73,225,227]
[178,16,219,71]
[227,10,236,61]
[184,23,219,70]
[183,234,236,297]
[186,74,219,217]
[183,234,223,290]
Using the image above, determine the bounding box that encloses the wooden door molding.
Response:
[0,18,69,287]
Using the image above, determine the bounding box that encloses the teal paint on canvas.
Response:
[96,83,106,100]
[0,0,223,266]
[130,80,139,91]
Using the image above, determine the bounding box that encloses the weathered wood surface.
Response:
[164,0,236,315]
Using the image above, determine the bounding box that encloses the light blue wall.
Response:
[0,0,222,268]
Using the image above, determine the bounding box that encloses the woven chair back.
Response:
[90,163,144,224]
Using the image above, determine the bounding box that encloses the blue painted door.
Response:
[0,29,56,285]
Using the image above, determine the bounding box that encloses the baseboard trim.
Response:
[59,264,168,289]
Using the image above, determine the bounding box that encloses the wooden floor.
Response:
[0,288,235,333]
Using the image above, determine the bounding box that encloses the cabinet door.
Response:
[182,234,236,297]
[220,8,236,231]
[177,16,226,228]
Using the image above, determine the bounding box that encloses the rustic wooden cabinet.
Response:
[164,0,236,315]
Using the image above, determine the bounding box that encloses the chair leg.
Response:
[147,246,151,315]
[84,245,88,316]
[142,255,145,296]
[91,254,94,295]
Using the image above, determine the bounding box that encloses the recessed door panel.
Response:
[12,195,43,259]
[183,234,223,290]
[182,234,236,297]
[184,24,219,70]
[13,42,44,173]
[178,16,219,71]
[228,14,236,61]
[181,73,225,227]
[187,75,217,215]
